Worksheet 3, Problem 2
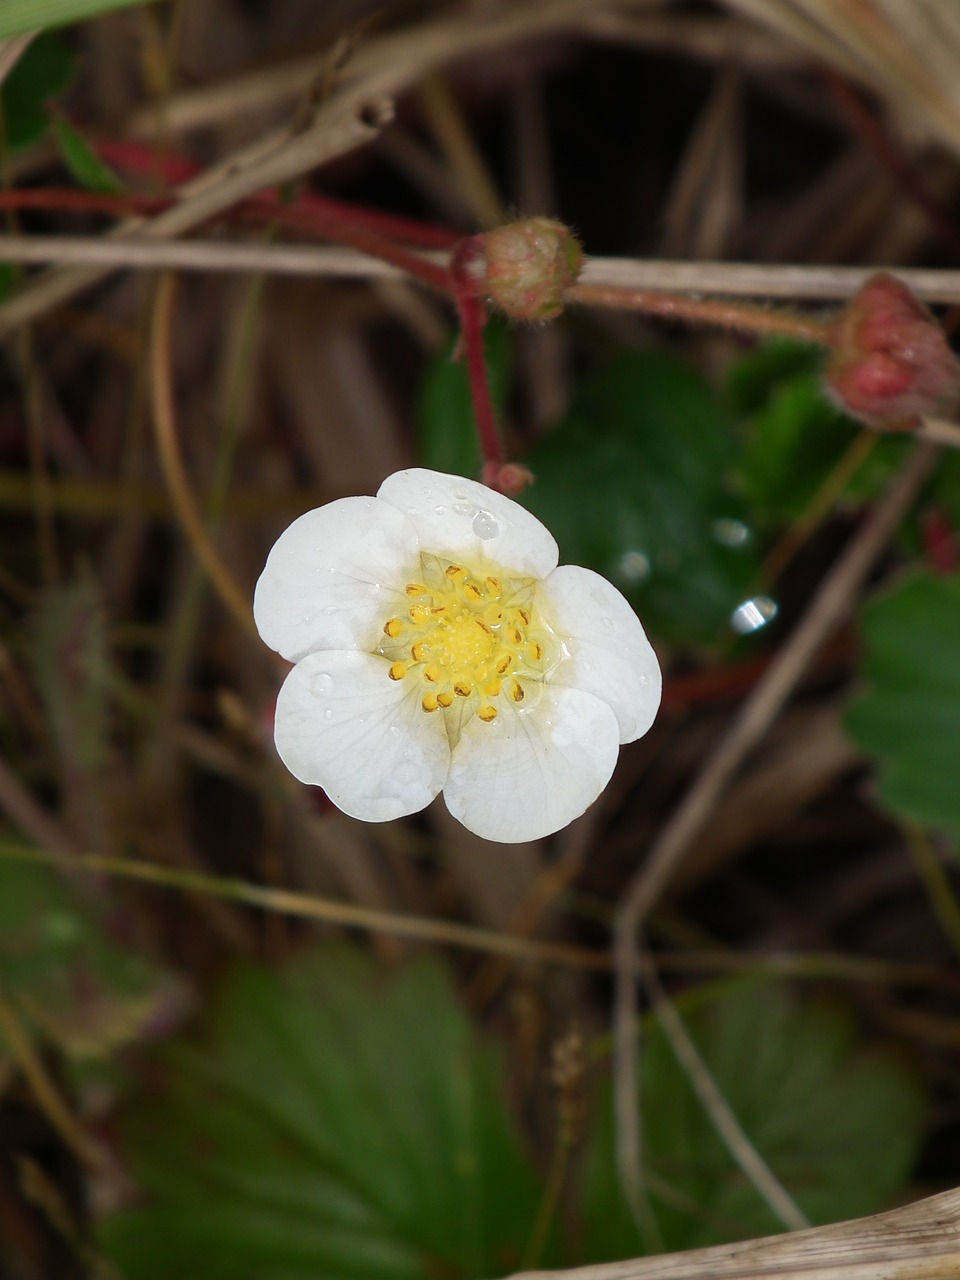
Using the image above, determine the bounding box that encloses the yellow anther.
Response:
[528,640,544,662]
[389,662,407,681]
[496,654,513,675]
[484,679,502,698]
[464,582,483,601]
[410,604,432,624]
[384,618,404,638]
[516,608,531,626]
[485,576,502,596]
[508,626,523,645]
[453,681,472,697]
[406,582,428,597]
[437,691,454,708]
[510,679,525,702]
[478,705,498,722]
[411,641,429,662]
[422,693,440,712]
[445,564,466,579]
[424,663,443,684]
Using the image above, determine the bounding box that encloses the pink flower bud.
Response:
[452,218,582,321]
[824,273,960,429]
[481,461,534,494]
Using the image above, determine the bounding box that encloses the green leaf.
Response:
[0,855,172,1057]
[53,114,121,191]
[581,980,924,1259]
[1,32,73,151]
[101,949,549,1280]
[846,571,960,835]
[417,319,511,480]
[521,352,760,646]
[0,1,149,39]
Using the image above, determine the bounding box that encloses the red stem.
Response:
[454,287,504,472]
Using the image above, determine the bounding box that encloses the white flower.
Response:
[254,469,661,843]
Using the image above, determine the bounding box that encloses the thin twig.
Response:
[0,984,107,1172]
[612,442,940,1227]
[641,950,809,1233]
[149,274,258,637]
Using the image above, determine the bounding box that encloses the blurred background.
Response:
[0,1,959,1277]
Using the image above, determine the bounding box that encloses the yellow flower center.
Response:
[377,552,557,734]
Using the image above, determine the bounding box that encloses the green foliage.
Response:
[417,319,511,481]
[0,855,169,1057]
[101,949,550,1280]
[521,353,759,645]
[0,33,72,151]
[580,980,924,1260]
[53,114,122,191]
[846,571,960,836]
[0,0,147,39]
[729,340,859,521]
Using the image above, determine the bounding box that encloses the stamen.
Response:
[406,582,428,596]
[384,618,404,638]
[508,626,523,645]
[424,663,443,683]
[411,641,429,662]
[422,693,440,712]
[496,654,513,674]
[485,576,502,596]
[484,679,502,698]
[454,681,472,697]
[478,705,498,722]
[445,564,466,579]
[528,640,544,662]
[389,662,407,681]
[464,582,483,601]
[437,691,454,708]
[510,679,525,702]
[517,608,531,626]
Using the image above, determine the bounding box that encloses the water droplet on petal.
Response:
[453,501,472,517]
[389,725,401,737]
[730,595,778,635]
[407,506,418,516]
[314,672,334,694]
[323,708,334,721]
[472,508,500,540]
[434,505,446,516]
[454,489,468,501]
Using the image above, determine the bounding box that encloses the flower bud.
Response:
[824,272,960,429]
[481,461,534,495]
[453,218,582,321]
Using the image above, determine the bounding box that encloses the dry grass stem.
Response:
[612,442,940,1227]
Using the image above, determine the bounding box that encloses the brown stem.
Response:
[566,281,830,345]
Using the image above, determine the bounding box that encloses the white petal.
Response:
[254,497,420,663]
[443,686,620,842]
[274,651,450,822]
[377,468,558,578]
[541,565,661,743]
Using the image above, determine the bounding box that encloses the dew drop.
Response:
[472,508,500,540]
[453,501,472,517]
[323,708,334,721]
[730,595,778,635]
[434,505,446,516]
[314,672,334,694]
[454,488,468,501]
[618,549,650,583]
[389,724,401,737]
[713,517,752,548]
